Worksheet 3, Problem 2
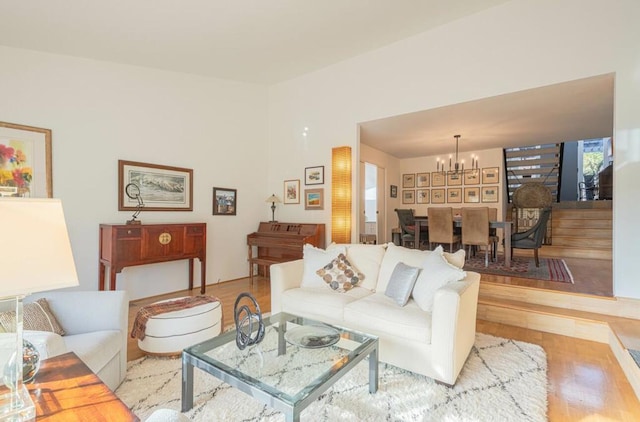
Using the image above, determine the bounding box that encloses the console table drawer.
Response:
[116,227,142,239]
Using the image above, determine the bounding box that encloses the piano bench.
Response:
[249,256,290,285]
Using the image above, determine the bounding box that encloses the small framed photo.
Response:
[304,166,324,185]
[464,187,480,203]
[447,187,462,203]
[416,189,430,204]
[304,188,324,210]
[402,174,415,188]
[416,172,430,187]
[464,169,480,185]
[119,160,193,211]
[482,167,499,184]
[431,172,445,187]
[390,185,398,198]
[402,190,415,204]
[212,187,237,215]
[0,121,52,198]
[431,188,445,204]
[447,172,462,186]
[482,186,499,203]
[284,179,300,204]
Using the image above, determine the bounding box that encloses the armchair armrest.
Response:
[430,271,480,385]
[270,259,303,313]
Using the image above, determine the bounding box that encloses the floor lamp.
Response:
[0,198,79,421]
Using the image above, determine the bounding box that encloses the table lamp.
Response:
[0,198,79,421]
[265,194,281,222]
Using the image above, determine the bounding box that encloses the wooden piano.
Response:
[247,222,325,284]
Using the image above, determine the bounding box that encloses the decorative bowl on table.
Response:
[284,325,340,349]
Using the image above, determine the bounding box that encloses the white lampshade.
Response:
[0,198,79,297]
[265,194,281,203]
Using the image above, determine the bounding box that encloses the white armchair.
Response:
[25,290,129,391]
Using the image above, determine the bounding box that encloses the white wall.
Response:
[0,47,268,300]
[267,0,640,299]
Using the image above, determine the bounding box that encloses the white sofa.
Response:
[24,290,129,391]
[270,243,480,385]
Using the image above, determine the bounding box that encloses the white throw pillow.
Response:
[412,246,466,312]
[342,243,387,291]
[444,249,466,269]
[301,243,346,288]
[376,243,430,293]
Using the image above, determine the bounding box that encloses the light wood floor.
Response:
[127,270,639,421]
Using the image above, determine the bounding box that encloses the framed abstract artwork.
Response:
[0,121,52,198]
[284,179,300,204]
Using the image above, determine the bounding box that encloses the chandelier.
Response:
[436,135,478,175]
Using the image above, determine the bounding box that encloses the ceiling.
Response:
[359,74,615,159]
[0,0,509,84]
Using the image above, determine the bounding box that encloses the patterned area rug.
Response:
[116,333,548,421]
[464,254,574,283]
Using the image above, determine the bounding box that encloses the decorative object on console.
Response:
[304,188,323,210]
[118,159,193,211]
[125,183,144,224]
[0,198,79,421]
[331,146,352,243]
[265,193,281,222]
[234,293,265,350]
[0,121,53,198]
[212,187,237,215]
[304,166,324,185]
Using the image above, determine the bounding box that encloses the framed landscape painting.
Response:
[304,166,324,185]
[212,187,237,215]
[0,121,52,198]
[304,188,324,210]
[118,160,192,211]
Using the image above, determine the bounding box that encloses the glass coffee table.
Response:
[181,312,379,422]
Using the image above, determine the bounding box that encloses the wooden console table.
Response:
[27,352,138,421]
[99,223,207,293]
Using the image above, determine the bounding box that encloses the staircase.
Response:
[505,143,563,203]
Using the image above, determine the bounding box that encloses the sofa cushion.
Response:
[316,253,364,292]
[344,293,432,343]
[384,262,421,306]
[281,287,372,323]
[24,330,67,360]
[412,246,466,312]
[0,298,65,335]
[63,330,121,375]
[301,243,346,288]
[342,243,387,291]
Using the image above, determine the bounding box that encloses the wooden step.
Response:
[552,219,612,229]
[552,236,612,248]
[526,245,612,260]
[552,227,612,238]
[552,209,612,220]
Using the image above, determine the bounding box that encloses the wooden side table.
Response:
[27,352,138,421]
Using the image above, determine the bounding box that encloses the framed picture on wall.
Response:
[304,188,324,210]
[482,167,499,184]
[464,169,480,185]
[447,187,462,203]
[402,174,415,188]
[402,190,415,204]
[447,172,462,186]
[431,172,445,187]
[284,179,300,204]
[212,187,237,215]
[464,187,480,203]
[119,160,193,211]
[0,121,52,198]
[390,185,398,198]
[431,188,445,204]
[482,186,499,203]
[416,172,430,187]
[416,189,430,204]
[304,166,324,185]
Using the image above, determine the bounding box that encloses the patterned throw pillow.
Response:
[0,298,65,335]
[316,253,365,292]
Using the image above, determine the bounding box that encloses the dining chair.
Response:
[511,207,552,267]
[427,207,460,252]
[395,208,428,248]
[461,207,499,267]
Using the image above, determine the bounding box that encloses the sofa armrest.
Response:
[430,271,481,385]
[270,259,304,313]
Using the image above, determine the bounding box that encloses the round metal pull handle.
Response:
[158,232,172,245]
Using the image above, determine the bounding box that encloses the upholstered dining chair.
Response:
[511,207,552,267]
[395,208,428,248]
[427,207,460,252]
[461,207,499,267]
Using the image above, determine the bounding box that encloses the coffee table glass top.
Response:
[183,312,378,405]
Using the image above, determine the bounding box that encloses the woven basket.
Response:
[512,182,553,208]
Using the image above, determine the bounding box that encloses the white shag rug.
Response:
[116,333,547,421]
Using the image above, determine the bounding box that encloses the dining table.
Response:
[413,216,514,267]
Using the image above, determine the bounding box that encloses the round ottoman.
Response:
[138,296,222,355]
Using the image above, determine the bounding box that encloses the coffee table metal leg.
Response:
[369,345,378,393]
[181,355,194,412]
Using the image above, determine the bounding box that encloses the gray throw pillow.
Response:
[384,262,421,306]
